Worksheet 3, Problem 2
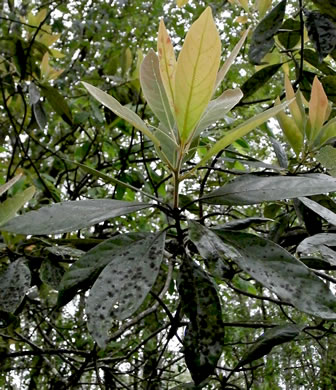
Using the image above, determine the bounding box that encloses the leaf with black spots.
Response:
[304,10,336,62]
[58,233,147,306]
[86,232,166,348]
[0,258,31,313]
[213,230,336,319]
[249,0,287,64]
[178,257,224,385]
[237,324,303,367]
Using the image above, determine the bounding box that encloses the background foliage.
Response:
[2,0,336,388]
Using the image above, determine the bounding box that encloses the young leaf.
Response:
[2,199,152,235]
[213,229,336,320]
[237,324,303,367]
[174,7,221,144]
[202,173,336,205]
[178,257,224,385]
[58,233,148,306]
[194,89,243,138]
[157,19,177,112]
[0,258,31,313]
[86,232,166,348]
[0,186,35,226]
[249,0,287,64]
[309,76,328,141]
[82,82,161,147]
[0,174,23,196]
[284,75,304,132]
[299,197,336,226]
[140,49,176,136]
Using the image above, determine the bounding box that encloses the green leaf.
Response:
[0,258,31,313]
[194,89,243,137]
[86,232,166,348]
[29,82,40,105]
[33,101,47,130]
[299,197,336,226]
[278,18,301,49]
[40,85,73,126]
[0,186,35,226]
[249,0,287,64]
[304,10,336,62]
[297,233,336,265]
[321,76,336,104]
[303,49,336,76]
[316,146,336,175]
[39,259,65,289]
[237,324,303,367]
[140,49,175,135]
[241,64,282,100]
[2,199,152,235]
[188,220,231,279]
[178,257,224,385]
[82,82,161,147]
[58,233,147,306]
[213,229,336,319]
[202,173,336,205]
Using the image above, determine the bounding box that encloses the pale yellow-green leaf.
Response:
[256,0,272,17]
[182,100,291,179]
[275,97,303,156]
[237,0,249,12]
[0,174,23,196]
[27,9,47,27]
[0,186,35,226]
[214,29,249,93]
[175,7,221,145]
[309,76,328,141]
[121,48,133,76]
[40,52,50,78]
[176,0,189,6]
[50,49,66,58]
[82,82,160,147]
[38,32,61,47]
[157,19,177,112]
[285,74,304,132]
[131,49,144,80]
[315,118,336,147]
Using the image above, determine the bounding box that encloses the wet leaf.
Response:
[86,232,166,348]
[2,199,152,235]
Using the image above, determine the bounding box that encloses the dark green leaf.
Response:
[303,49,336,76]
[299,197,336,226]
[58,233,147,306]
[278,18,301,49]
[178,257,224,385]
[321,76,336,103]
[237,324,303,367]
[304,10,336,62]
[248,0,287,64]
[202,174,336,205]
[213,230,336,319]
[40,85,73,126]
[0,258,31,313]
[2,199,152,235]
[39,259,65,289]
[86,232,166,348]
[241,64,282,100]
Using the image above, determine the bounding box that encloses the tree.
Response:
[1,0,336,388]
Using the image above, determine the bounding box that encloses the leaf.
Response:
[0,186,35,226]
[309,76,328,141]
[299,197,336,226]
[202,173,336,205]
[86,232,166,348]
[214,29,249,92]
[303,49,336,76]
[188,220,231,279]
[194,89,243,137]
[178,257,224,385]
[33,101,47,130]
[0,174,22,196]
[58,233,147,306]
[82,82,160,147]
[316,146,336,175]
[0,258,31,313]
[176,0,189,6]
[192,100,290,172]
[241,64,282,100]
[2,199,152,235]
[321,76,336,104]
[40,85,73,126]
[278,18,301,49]
[157,19,177,112]
[284,75,304,131]
[39,259,65,289]
[214,217,273,230]
[297,233,336,263]
[304,10,336,62]
[28,82,40,105]
[175,7,221,144]
[214,229,336,319]
[249,0,287,65]
[237,324,303,367]
[140,49,175,134]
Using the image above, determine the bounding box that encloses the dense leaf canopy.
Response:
[2,0,336,389]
